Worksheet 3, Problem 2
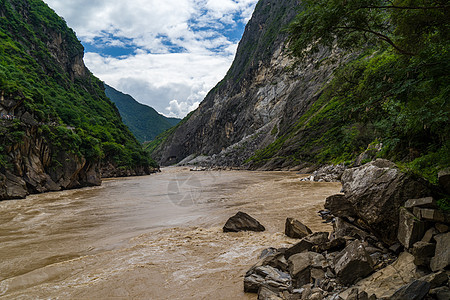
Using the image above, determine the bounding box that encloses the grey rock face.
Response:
[341,159,431,244]
[285,218,312,239]
[398,207,427,249]
[284,232,329,259]
[430,232,450,271]
[223,211,265,232]
[151,0,345,169]
[334,241,374,285]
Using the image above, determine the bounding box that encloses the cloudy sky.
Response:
[43,0,258,118]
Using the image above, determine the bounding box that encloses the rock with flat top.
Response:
[405,197,437,209]
[285,218,312,239]
[223,211,265,232]
[413,207,447,223]
[334,240,374,285]
[411,241,436,267]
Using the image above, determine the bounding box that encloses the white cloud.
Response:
[43,0,258,118]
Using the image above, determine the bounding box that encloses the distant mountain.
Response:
[104,84,180,143]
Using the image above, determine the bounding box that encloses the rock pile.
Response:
[242,160,449,299]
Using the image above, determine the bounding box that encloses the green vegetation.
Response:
[104,84,180,143]
[144,111,194,154]
[249,0,449,184]
[0,0,156,170]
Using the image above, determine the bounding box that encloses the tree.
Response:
[288,0,449,57]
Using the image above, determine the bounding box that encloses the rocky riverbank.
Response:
[231,159,449,299]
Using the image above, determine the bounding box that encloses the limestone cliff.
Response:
[151,0,343,168]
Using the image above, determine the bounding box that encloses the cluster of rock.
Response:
[300,164,347,183]
[235,160,449,299]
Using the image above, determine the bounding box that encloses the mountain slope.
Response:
[104,84,180,143]
[150,0,448,183]
[0,0,156,200]
[149,0,342,166]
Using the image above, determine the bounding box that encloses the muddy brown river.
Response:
[0,167,341,299]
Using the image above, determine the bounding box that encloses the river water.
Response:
[0,167,341,299]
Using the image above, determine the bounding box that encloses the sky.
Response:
[42,0,259,118]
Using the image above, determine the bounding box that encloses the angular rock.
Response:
[285,218,312,239]
[223,211,265,232]
[339,252,422,299]
[311,237,346,253]
[435,223,449,233]
[429,286,450,300]
[284,232,329,259]
[334,217,370,241]
[398,207,426,249]
[324,194,356,218]
[389,243,403,255]
[419,271,449,289]
[245,273,263,293]
[258,285,283,300]
[413,207,447,223]
[288,252,326,288]
[422,227,438,243]
[411,241,436,267]
[341,159,431,244]
[405,197,437,209]
[430,232,450,271]
[334,241,374,286]
[389,280,430,300]
[438,168,450,194]
[244,265,291,294]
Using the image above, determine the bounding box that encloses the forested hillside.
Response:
[0,0,156,199]
[104,84,180,143]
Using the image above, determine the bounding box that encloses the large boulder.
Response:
[223,211,265,232]
[341,159,431,244]
[285,218,312,239]
[244,265,291,293]
[334,240,374,285]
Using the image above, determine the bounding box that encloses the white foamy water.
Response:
[0,167,341,299]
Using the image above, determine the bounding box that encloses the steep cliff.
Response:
[151,0,448,183]
[151,0,344,167]
[0,0,157,200]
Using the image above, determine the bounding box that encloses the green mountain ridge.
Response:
[0,0,156,200]
[104,84,180,143]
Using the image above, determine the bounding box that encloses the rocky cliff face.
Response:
[151,0,344,168]
[0,0,156,201]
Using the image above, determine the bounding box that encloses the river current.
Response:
[0,167,341,299]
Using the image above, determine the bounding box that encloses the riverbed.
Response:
[0,167,341,299]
